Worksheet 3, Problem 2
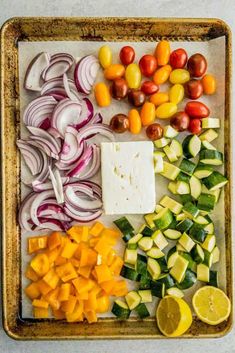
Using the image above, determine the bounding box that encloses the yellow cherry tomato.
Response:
[169,84,184,104]
[125,63,141,89]
[140,102,155,126]
[104,64,125,80]
[94,82,111,107]
[155,40,171,66]
[96,295,110,313]
[128,109,142,134]
[153,65,172,85]
[155,102,177,119]
[150,92,169,106]
[170,69,190,84]
[201,74,216,95]
[98,45,112,69]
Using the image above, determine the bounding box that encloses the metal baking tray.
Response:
[0,17,232,340]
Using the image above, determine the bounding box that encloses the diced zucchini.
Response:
[139,273,151,289]
[151,230,168,250]
[164,229,181,240]
[167,246,177,260]
[194,215,209,225]
[154,137,170,148]
[209,270,218,287]
[127,243,138,250]
[168,181,178,194]
[121,265,140,281]
[170,255,189,283]
[183,202,200,219]
[170,139,183,157]
[203,250,214,267]
[150,281,165,298]
[193,164,213,179]
[197,193,216,212]
[163,145,178,162]
[147,258,161,280]
[155,204,164,213]
[139,224,154,237]
[212,246,220,264]
[138,237,153,251]
[164,125,179,138]
[154,208,173,230]
[176,218,193,233]
[160,195,183,214]
[199,129,218,142]
[201,140,217,151]
[201,184,221,203]
[167,287,184,298]
[182,134,201,159]
[197,263,210,282]
[176,243,187,252]
[136,254,147,275]
[160,162,180,180]
[180,252,196,272]
[191,244,205,264]
[168,217,178,230]
[114,216,134,235]
[157,273,175,289]
[157,257,168,273]
[201,234,216,252]
[189,175,202,199]
[178,232,195,252]
[154,154,164,173]
[135,303,150,318]
[167,252,179,269]
[122,233,134,243]
[199,150,223,166]
[138,290,153,303]
[201,118,220,129]
[204,222,214,235]
[128,233,143,245]
[147,247,165,259]
[154,151,166,158]
[112,300,131,319]
[202,171,228,191]
[124,248,138,266]
[177,269,197,289]
[125,291,141,310]
[176,213,187,221]
[144,213,157,229]
[176,181,190,195]
[189,223,207,243]
[179,158,196,176]
[180,194,194,204]
[177,172,191,183]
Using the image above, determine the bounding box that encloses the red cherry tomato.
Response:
[170,48,188,69]
[170,111,190,132]
[185,79,203,100]
[139,55,158,77]
[119,46,135,65]
[141,81,159,95]
[187,53,207,78]
[185,101,210,119]
[188,118,202,134]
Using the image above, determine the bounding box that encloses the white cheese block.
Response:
[101,141,156,215]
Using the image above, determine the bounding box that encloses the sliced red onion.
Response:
[41,78,65,95]
[67,144,93,178]
[79,144,100,180]
[18,192,38,231]
[87,112,103,125]
[64,203,102,222]
[24,52,50,91]
[39,117,51,130]
[42,53,74,81]
[37,203,71,222]
[77,123,115,144]
[75,98,94,130]
[79,180,102,198]
[29,136,59,160]
[27,126,61,154]
[65,185,102,210]
[59,126,83,166]
[63,74,82,101]
[17,140,43,175]
[43,90,67,101]
[32,177,70,192]
[35,218,68,231]
[74,55,100,95]
[23,96,57,127]
[64,182,95,198]
[30,190,56,226]
[48,167,64,204]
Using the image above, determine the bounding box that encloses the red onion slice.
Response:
[19,192,38,231]
[30,190,56,226]
[64,203,102,222]
[17,140,43,175]
[74,55,100,95]
[79,144,101,180]
[42,53,74,81]
[65,185,102,210]
[41,78,65,95]
[59,126,83,166]
[35,218,68,231]
[32,177,69,192]
[24,52,50,92]
[63,74,82,101]
[27,126,61,153]
[67,144,93,178]
[48,167,64,204]
[23,96,57,127]
[77,123,115,144]
[75,98,94,130]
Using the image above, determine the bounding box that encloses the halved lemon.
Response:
[156,295,192,337]
[192,286,231,325]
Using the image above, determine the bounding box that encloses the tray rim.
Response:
[0,16,233,340]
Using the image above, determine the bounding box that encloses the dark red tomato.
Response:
[187,53,207,78]
[185,79,203,100]
[119,46,135,65]
[139,55,158,77]
[141,81,159,95]
[185,101,210,119]
[146,123,163,140]
[170,111,190,132]
[169,48,188,69]
[188,118,202,134]
[110,78,129,100]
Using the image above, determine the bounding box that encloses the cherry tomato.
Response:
[128,109,142,134]
[170,48,188,69]
[187,53,207,78]
[139,55,158,77]
[98,45,112,69]
[170,69,190,84]
[94,82,111,107]
[201,74,216,95]
[150,92,169,106]
[104,64,125,80]
[146,123,163,140]
[155,40,170,66]
[153,65,172,85]
[155,102,177,119]
[184,79,203,100]
[128,90,146,107]
[169,84,184,104]
[140,102,155,126]
[185,101,210,119]
[188,118,202,134]
[141,81,159,95]
[170,111,190,132]
[110,114,129,133]
[110,78,129,100]
[119,46,135,66]
[125,63,141,89]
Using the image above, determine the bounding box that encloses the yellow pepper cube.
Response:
[25,265,39,282]
[94,237,111,258]
[95,264,113,284]
[33,307,49,319]
[43,269,60,289]
[81,226,89,242]
[84,292,97,312]
[67,226,83,243]
[72,277,94,294]
[48,231,62,250]
[24,282,41,300]
[28,235,48,254]
[65,301,84,322]
[61,295,77,314]
[61,240,78,259]
[55,262,78,282]
[32,299,49,309]
[84,310,97,324]
[89,222,104,237]
[58,283,71,302]
[30,253,50,277]
[36,279,52,296]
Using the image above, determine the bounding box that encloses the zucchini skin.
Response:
[177,269,197,289]
[150,281,166,298]
[112,301,131,319]
[121,265,140,281]
[176,218,194,233]
[135,303,150,318]
[189,223,207,243]
[197,193,216,211]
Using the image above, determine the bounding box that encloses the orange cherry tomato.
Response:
[201,74,216,95]
[140,102,155,126]
[141,81,159,95]
[128,109,142,134]
[153,65,172,85]
[139,55,158,77]
[155,40,170,66]
[104,64,125,80]
[94,82,111,107]
[150,92,169,106]
[119,46,135,65]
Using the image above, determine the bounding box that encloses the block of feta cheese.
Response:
[101,141,156,215]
